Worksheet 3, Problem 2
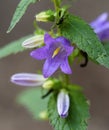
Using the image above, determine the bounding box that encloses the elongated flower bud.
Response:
[22,35,44,48]
[57,90,70,118]
[11,73,47,87]
[36,10,55,22]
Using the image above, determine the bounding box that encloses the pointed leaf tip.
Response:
[7,0,38,33]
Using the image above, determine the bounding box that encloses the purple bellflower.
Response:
[90,12,109,41]
[57,91,70,118]
[30,33,74,78]
[11,73,46,87]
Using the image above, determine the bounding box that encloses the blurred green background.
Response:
[0,0,109,130]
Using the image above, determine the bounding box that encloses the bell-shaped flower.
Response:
[11,73,46,87]
[30,33,74,78]
[57,90,70,118]
[22,35,44,48]
[90,12,109,41]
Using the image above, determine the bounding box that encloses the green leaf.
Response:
[48,85,90,130]
[17,88,49,120]
[7,0,38,33]
[0,35,31,59]
[59,14,109,68]
[95,42,109,67]
[103,42,109,55]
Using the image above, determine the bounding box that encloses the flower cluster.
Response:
[11,12,109,119]
[11,33,72,118]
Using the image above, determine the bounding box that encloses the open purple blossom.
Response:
[90,12,109,41]
[57,91,70,118]
[30,33,74,78]
[11,73,47,87]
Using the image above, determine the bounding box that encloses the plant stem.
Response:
[53,0,60,11]
[64,74,70,87]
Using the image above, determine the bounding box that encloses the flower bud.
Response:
[57,90,70,118]
[22,35,44,48]
[36,10,55,22]
[11,73,47,87]
[42,80,54,89]
[39,111,48,120]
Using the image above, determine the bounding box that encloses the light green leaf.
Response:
[0,35,31,59]
[96,55,109,68]
[60,14,109,68]
[7,0,38,33]
[17,88,49,120]
[48,85,90,130]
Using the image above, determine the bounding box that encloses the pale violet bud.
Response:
[22,35,44,48]
[11,73,47,87]
[57,90,70,118]
[36,10,55,22]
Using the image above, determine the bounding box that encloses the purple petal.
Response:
[98,29,109,41]
[30,46,48,60]
[90,12,108,28]
[57,91,70,118]
[43,47,67,78]
[43,58,60,78]
[94,22,109,33]
[60,57,72,74]
[56,37,74,55]
[44,33,55,46]
[11,73,46,86]
[47,43,58,58]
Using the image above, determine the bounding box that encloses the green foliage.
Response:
[60,14,109,68]
[96,42,109,67]
[103,42,109,55]
[7,0,38,33]
[48,85,90,130]
[0,35,31,59]
[17,88,49,120]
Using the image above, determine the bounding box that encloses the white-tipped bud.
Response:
[42,80,54,89]
[36,10,55,22]
[11,73,47,87]
[22,35,44,48]
[57,90,70,118]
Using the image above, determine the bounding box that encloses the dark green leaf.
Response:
[0,35,31,59]
[48,85,90,130]
[59,14,109,68]
[17,88,49,120]
[103,42,109,55]
[7,0,38,33]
